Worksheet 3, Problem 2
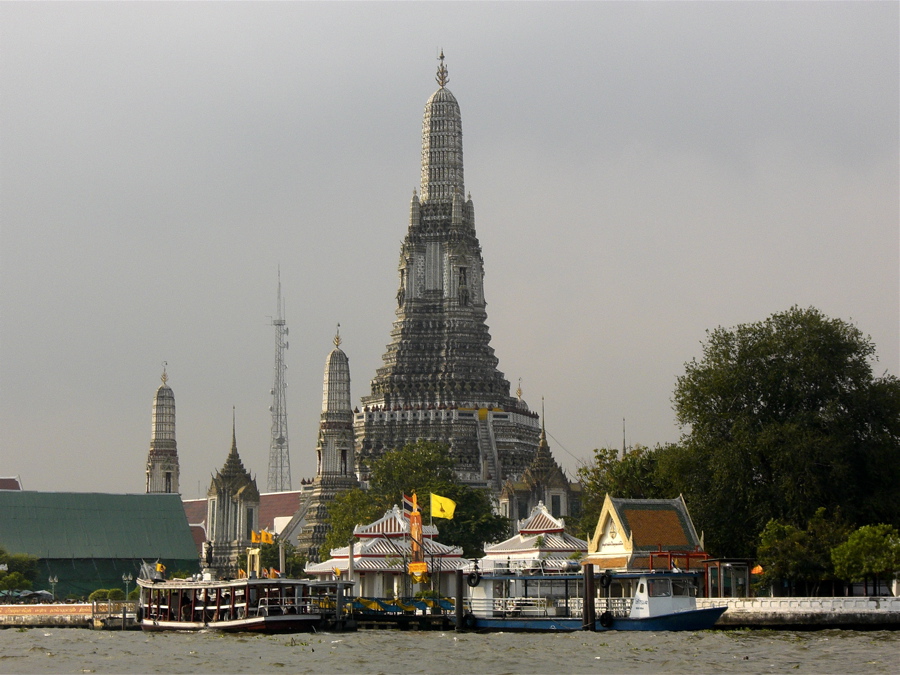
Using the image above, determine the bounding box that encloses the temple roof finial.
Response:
[161,361,168,385]
[436,50,449,88]
[516,378,522,400]
[334,323,342,348]
[231,407,237,453]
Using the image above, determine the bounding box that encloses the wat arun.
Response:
[354,55,541,493]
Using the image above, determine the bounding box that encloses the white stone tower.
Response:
[146,366,180,494]
[267,271,292,492]
[296,328,359,562]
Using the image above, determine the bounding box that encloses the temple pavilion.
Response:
[581,494,707,572]
[477,502,587,574]
[305,505,468,599]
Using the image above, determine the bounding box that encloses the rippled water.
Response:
[0,627,897,674]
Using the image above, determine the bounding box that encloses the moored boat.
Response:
[462,569,727,632]
[137,574,354,633]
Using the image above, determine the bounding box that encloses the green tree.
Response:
[0,571,32,594]
[575,444,676,538]
[832,524,900,591]
[88,589,109,601]
[320,488,383,561]
[671,306,900,557]
[756,508,850,595]
[0,547,39,586]
[322,440,509,560]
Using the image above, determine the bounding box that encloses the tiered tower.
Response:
[205,415,260,577]
[267,272,292,492]
[145,366,180,494]
[354,54,541,491]
[297,329,359,562]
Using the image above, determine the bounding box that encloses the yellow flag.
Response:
[155,562,166,573]
[261,530,274,545]
[251,530,260,544]
[430,493,456,519]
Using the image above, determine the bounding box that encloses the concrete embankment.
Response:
[0,602,138,629]
[696,596,900,629]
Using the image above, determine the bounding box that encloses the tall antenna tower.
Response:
[267,270,292,492]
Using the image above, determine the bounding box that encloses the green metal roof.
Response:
[0,491,198,560]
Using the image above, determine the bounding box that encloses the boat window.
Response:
[671,580,690,596]
[648,579,671,597]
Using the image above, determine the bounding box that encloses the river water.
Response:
[0,627,897,674]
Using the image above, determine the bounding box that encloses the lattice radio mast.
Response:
[267,270,292,492]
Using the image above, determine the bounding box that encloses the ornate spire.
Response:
[421,52,463,202]
[231,407,237,454]
[436,50,449,88]
[334,323,342,348]
[540,397,548,446]
[161,361,168,386]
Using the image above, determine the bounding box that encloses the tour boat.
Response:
[137,574,354,633]
[462,569,727,632]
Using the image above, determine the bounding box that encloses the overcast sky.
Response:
[1,2,897,497]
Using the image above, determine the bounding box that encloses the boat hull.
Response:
[465,606,727,632]
[140,613,326,633]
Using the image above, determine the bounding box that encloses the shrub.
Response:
[88,589,109,601]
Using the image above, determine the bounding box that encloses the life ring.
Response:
[599,573,612,589]
[466,572,481,587]
[599,611,614,629]
[463,612,476,630]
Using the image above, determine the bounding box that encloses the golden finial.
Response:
[334,323,342,348]
[516,378,522,400]
[436,50,449,88]
[161,361,168,385]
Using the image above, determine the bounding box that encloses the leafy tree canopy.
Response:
[671,306,900,557]
[756,507,851,593]
[0,547,38,585]
[831,524,900,582]
[575,444,674,538]
[322,440,509,559]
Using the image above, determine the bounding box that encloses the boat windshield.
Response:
[647,579,671,597]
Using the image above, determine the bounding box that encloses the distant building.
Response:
[499,419,581,525]
[203,419,260,577]
[0,491,197,598]
[182,490,305,557]
[0,476,23,491]
[582,495,705,572]
[296,331,360,562]
[145,367,180,494]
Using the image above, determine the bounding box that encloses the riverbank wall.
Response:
[697,596,900,629]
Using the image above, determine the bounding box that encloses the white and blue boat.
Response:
[462,569,726,632]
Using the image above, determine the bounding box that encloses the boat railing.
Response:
[256,597,311,616]
[596,597,632,617]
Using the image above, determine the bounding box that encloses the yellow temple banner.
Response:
[430,493,456,519]
[408,561,428,574]
[261,529,274,544]
[251,530,260,544]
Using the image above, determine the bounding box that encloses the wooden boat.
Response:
[137,575,354,633]
[462,569,727,632]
